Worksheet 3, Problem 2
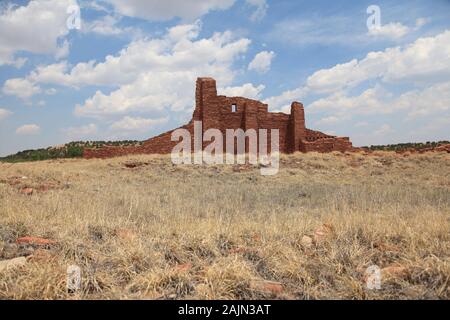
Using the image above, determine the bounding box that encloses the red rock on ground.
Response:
[300,235,313,248]
[381,263,408,278]
[313,223,334,243]
[250,280,284,295]
[16,236,56,246]
[174,263,192,272]
[113,228,137,241]
[20,187,33,195]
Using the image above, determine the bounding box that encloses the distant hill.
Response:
[2,140,449,163]
[0,140,143,163]
[363,141,450,152]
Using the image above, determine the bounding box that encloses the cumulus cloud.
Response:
[0,0,76,66]
[7,21,254,114]
[308,81,450,120]
[110,116,169,133]
[263,86,309,112]
[368,22,410,39]
[45,88,57,95]
[103,0,235,21]
[2,78,41,99]
[308,86,391,115]
[0,108,12,120]
[315,115,342,126]
[266,30,450,110]
[248,51,275,74]
[219,83,265,99]
[309,30,450,92]
[374,124,393,136]
[82,14,140,37]
[16,124,40,135]
[9,21,251,117]
[63,123,98,139]
[246,0,268,22]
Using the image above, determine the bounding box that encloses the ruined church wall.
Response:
[83,77,354,159]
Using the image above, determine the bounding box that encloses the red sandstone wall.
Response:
[83,77,354,159]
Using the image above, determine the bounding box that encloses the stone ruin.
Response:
[83,77,353,159]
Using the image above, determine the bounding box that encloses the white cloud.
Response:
[84,15,122,35]
[10,21,253,112]
[103,0,235,21]
[374,124,393,136]
[248,50,275,74]
[415,18,428,29]
[308,86,391,115]
[394,81,450,119]
[368,22,410,39]
[315,116,342,126]
[10,57,28,68]
[246,0,268,22]
[16,124,40,135]
[110,116,169,132]
[80,0,110,13]
[2,78,41,99]
[263,86,309,112]
[308,81,450,120]
[310,30,450,92]
[270,13,428,49]
[83,15,140,37]
[0,0,76,66]
[355,121,369,128]
[0,108,12,120]
[266,30,450,109]
[54,39,70,60]
[63,123,98,139]
[305,59,364,94]
[269,16,364,47]
[46,88,57,95]
[219,83,265,99]
[64,22,250,117]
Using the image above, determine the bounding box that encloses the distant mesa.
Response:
[84,77,354,159]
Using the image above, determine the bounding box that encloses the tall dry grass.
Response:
[0,151,449,299]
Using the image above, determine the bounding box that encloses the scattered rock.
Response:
[232,164,253,173]
[20,187,34,196]
[16,236,56,246]
[0,257,27,272]
[123,161,148,169]
[174,263,192,272]
[113,228,137,241]
[300,235,313,248]
[381,263,408,279]
[251,232,262,242]
[313,224,334,243]
[250,280,283,295]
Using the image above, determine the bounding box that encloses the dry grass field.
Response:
[0,151,449,300]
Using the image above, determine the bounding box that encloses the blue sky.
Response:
[0,0,449,156]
